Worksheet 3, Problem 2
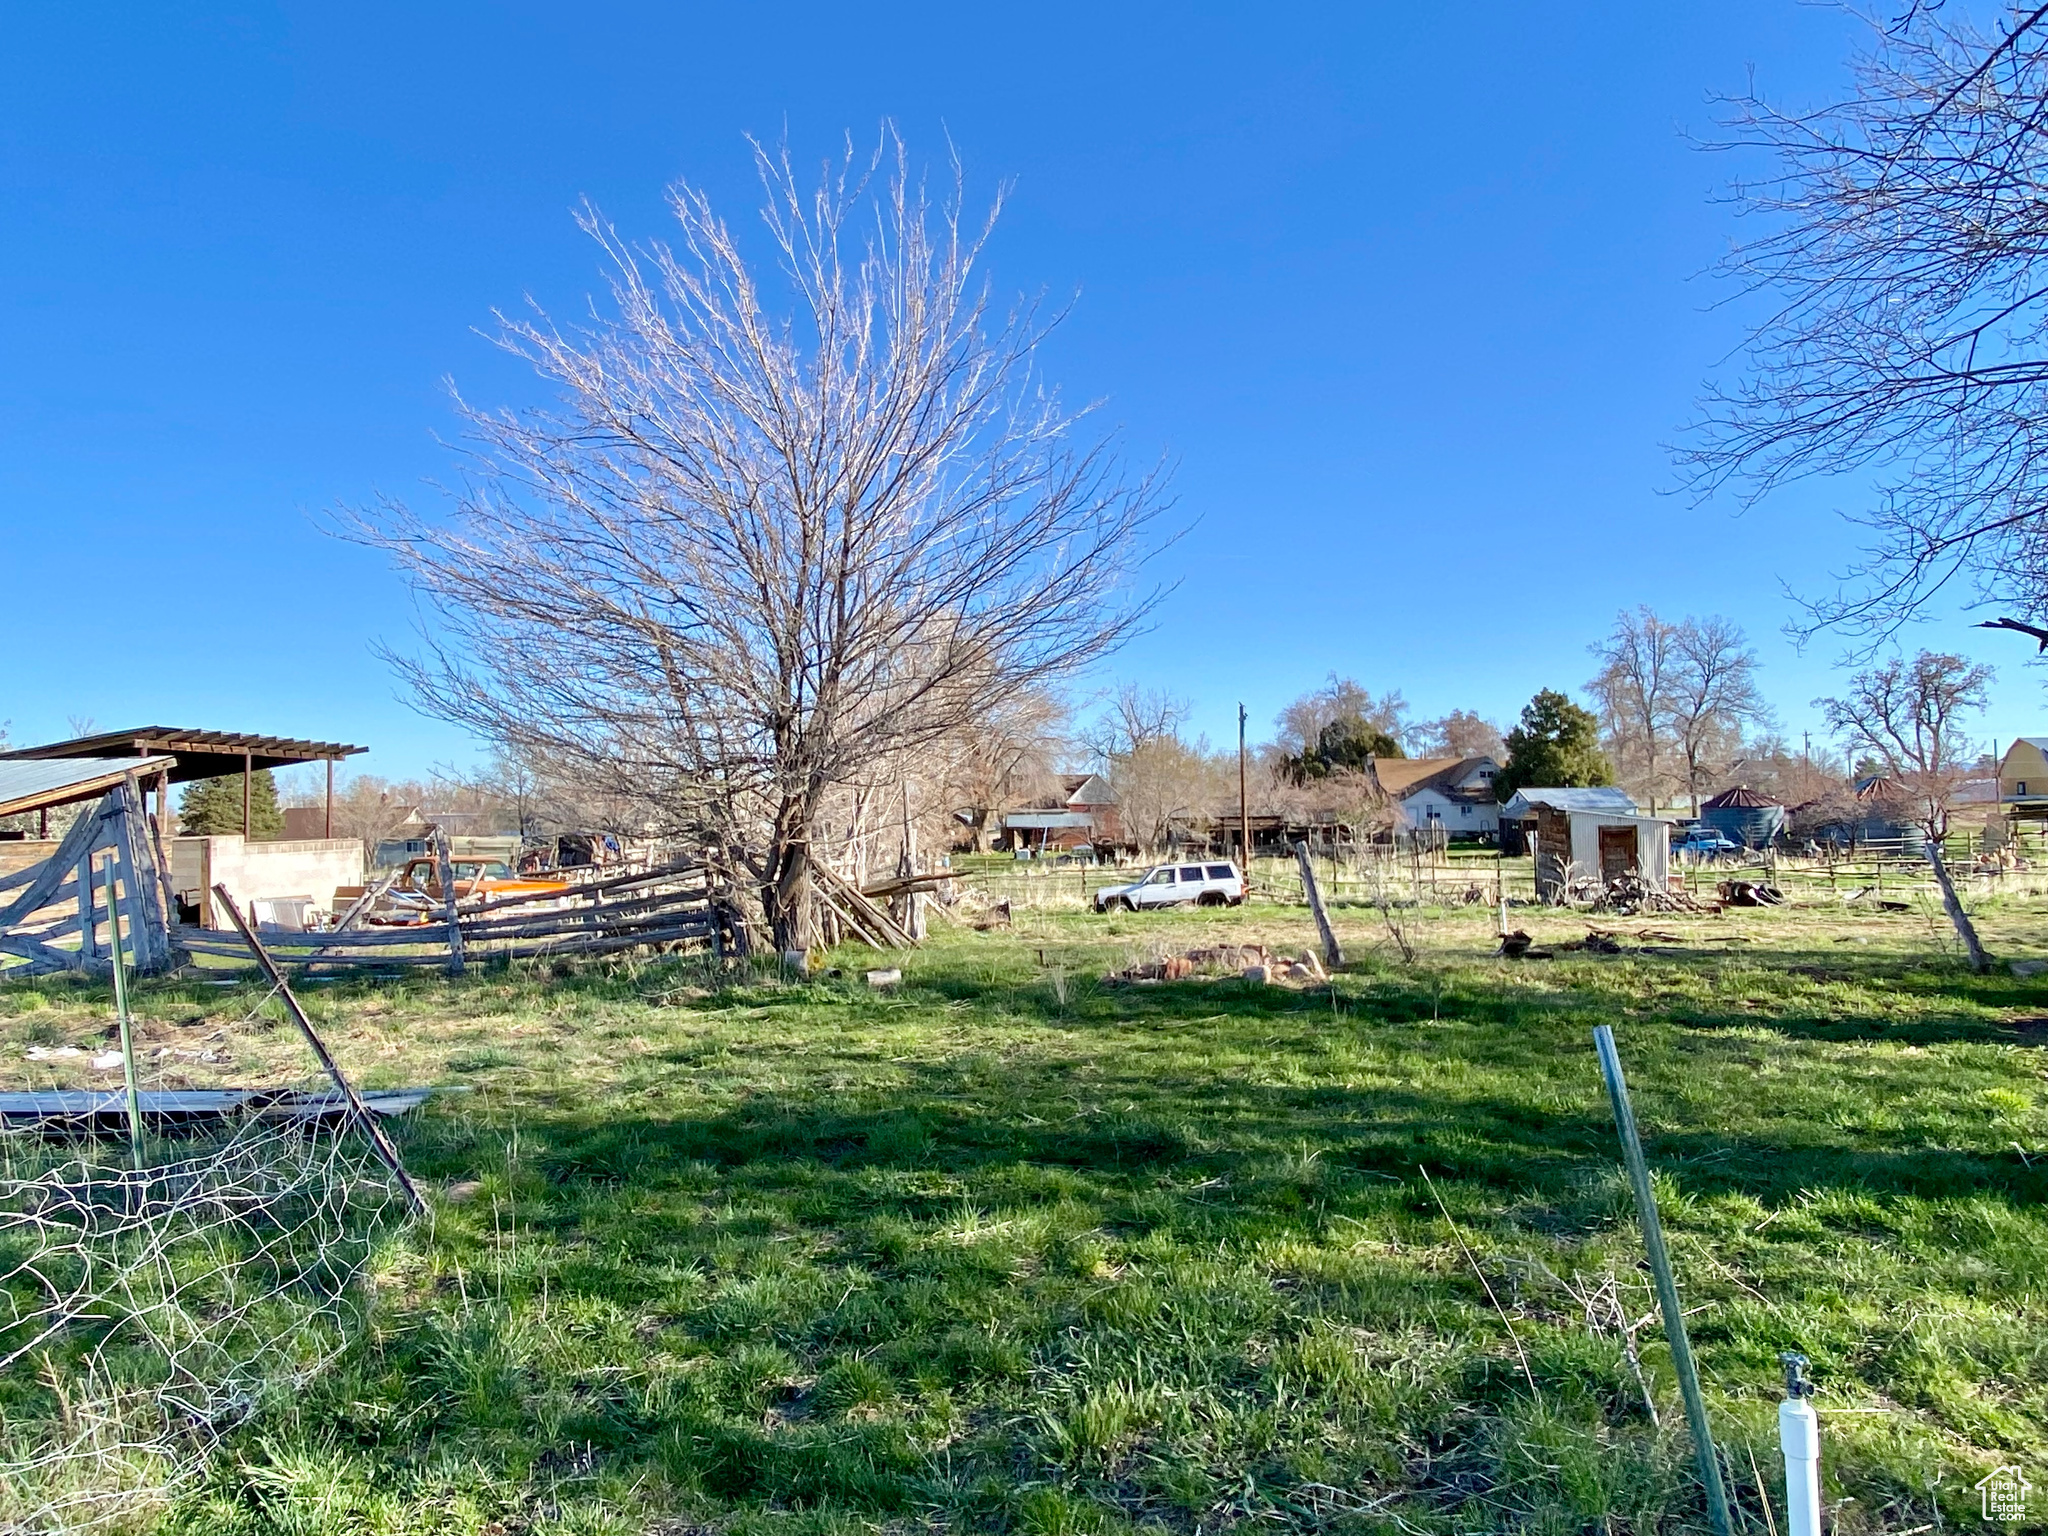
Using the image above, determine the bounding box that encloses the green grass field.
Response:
[2,894,2044,1534]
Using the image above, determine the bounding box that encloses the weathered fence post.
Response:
[1592,1024,1734,1536]
[106,856,144,1162]
[434,829,466,978]
[1294,840,1344,970]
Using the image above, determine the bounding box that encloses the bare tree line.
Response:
[1585,608,1770,814]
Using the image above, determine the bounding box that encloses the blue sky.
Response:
[2,3,2036,777]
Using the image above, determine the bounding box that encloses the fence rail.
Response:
[954,828,2048,912]
[173,861,732,969]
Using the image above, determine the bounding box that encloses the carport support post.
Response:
[325,757,334,839]
[1592,1024,1734,1536]
[241,750,252,839]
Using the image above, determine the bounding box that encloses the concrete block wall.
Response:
[171,836,366,927]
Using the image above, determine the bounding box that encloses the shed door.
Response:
[1597,826,1637,881]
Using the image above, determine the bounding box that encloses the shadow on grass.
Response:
[410,1053,2046,1230]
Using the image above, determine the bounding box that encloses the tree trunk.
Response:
[763,840,815,954]
[1925,839,1991,972]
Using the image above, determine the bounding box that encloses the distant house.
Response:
[1372,756,1502,840]
[997,773,1121,853]
[1497,786,1637,857]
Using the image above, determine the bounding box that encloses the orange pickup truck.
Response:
[363,857,573,924]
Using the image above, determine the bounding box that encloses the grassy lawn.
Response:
[2,894,2044,1534]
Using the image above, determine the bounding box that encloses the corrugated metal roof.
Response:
[1702,786,1782,809]
[1499,786,1639,817]
[0,755,176,819]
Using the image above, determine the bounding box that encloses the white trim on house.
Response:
[1402,785,1500,837]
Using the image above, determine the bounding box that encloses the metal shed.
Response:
[0,755,177,833]
[1700,786,1786,849]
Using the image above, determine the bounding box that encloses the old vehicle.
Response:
[368,856,572,923]
[1674,828,1741,860]
[1094,860,1245,912]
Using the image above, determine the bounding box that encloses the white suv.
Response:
[1094,860,1246,912]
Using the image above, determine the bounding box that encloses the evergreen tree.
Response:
[178,771,286,838]
[1283,713,1405,783]
[1494,689,1613,796]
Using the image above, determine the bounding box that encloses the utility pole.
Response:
[1238,704,1251,875]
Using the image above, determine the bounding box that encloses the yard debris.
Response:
[2011,959,2048,978]
[1111,956,1194,982]
[1105,945,1325,987]
[0,1087,442,1130]
[1183,944,1269,970]
[1496,930,1555,960]
[1717,879,1785,907]
[1593,874,1719,915]
[864,968,903,988]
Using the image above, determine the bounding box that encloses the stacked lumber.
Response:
[811,861,918,949]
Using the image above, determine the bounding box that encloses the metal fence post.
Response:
[1592,1024,1734,1536]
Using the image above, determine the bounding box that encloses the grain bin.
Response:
[1700,786,1786,849]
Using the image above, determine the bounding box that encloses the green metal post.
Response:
[1592,1024,1733,1536]
[105,856,144,1161]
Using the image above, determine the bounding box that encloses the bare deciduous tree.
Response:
[1409,709,1506,762]
[1274,677,1409,759]
[1688,7,2048,634]
[1719,733,1848,812]
[1587,607,1681,811]
[1669,616,1770,814]
[935,687,1067,852]
[350,136,1163,948]
[1107,733,1226,856]
[1081,682,1190,764]
[1818,650,1994,969]
[1589,609,1769,814]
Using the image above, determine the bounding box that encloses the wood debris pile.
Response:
[1715,879,1785,908]
[1591,874,1720,916]
[1106,944,1328,986]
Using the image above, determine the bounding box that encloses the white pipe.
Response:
[1780,1392,1822,1536]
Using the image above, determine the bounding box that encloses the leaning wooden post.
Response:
[433,828,466,977]
[1294,839,1344,970]
[1592,1024,1734,1536]
[212,884,427,1215]
[105,857,144,1162]
[77,847,98,963]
